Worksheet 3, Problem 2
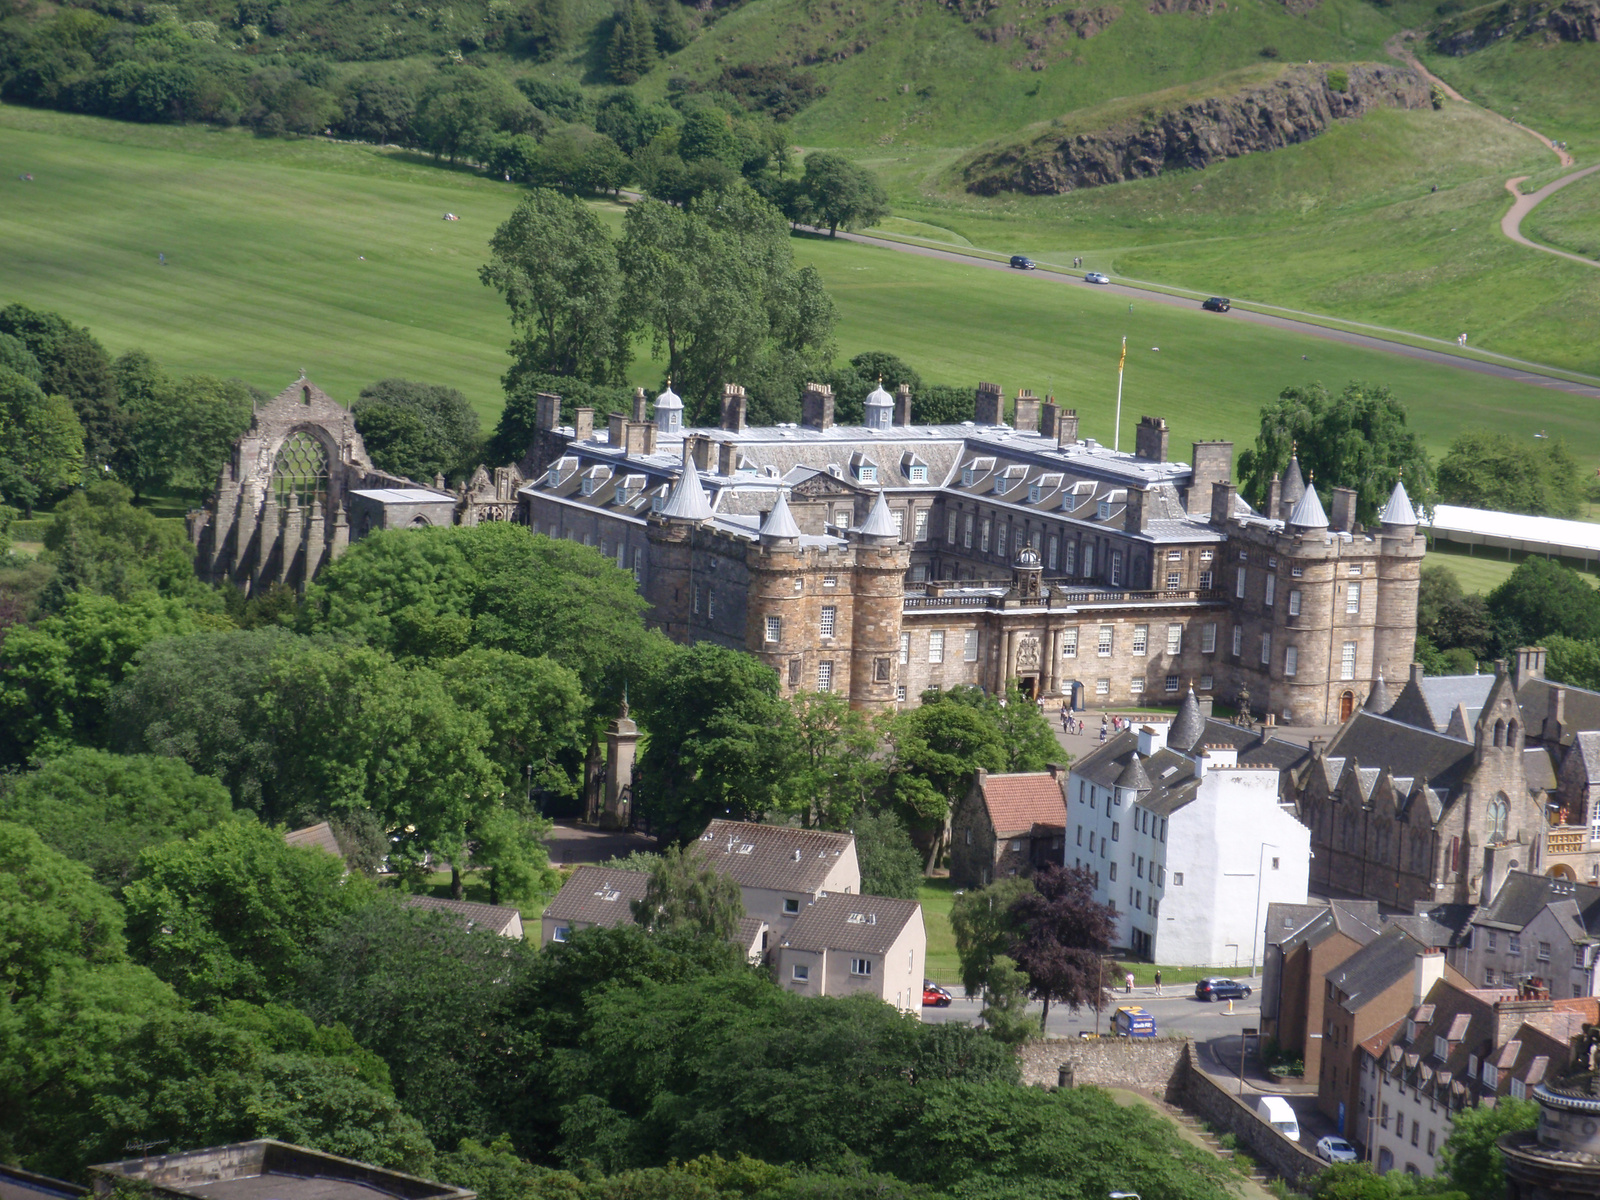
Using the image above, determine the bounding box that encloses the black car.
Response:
[1202,296,1231,312]
[1195,977,1253,1001]
[1009,255,1037,270]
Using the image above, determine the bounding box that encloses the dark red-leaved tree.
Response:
[1008,864,1117,1028]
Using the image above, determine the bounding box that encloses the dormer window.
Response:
[546,466,559,486]
[962,467,975,486]
[909,465,927,483]
[580,476,597,496]
[860,465,877,483]
[1098,500,1111,520]
[1029,483,1042,503]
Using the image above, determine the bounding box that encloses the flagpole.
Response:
[1113,336,1127,451]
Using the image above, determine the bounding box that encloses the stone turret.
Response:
[847,491,910,711]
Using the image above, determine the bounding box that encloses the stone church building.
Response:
[190,373,1425,720]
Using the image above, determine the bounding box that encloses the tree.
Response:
[438,648,586,795]
[482,188,631,385]
[594,90,678,154]
[678,106,740,168]
[579,134,631,195]
[486,373,633,465]
[352,377,481,483]
[1416,563,1462,642]
[975,954,1039,1044]
[949,876,1034,999]
[41,480,208,608]
[516,0,571,58]
[912,384,975,425]
[850,808,924,900]
[115,351,252,499]
[634,642,789,836]
[1436,1096,1538,1200]
[1007,864,1114,1027]
[1487,556,1600,647]
[779,691,880,828]
[339,75,418,143]
[122,818,376,1005]
[0,748,234,890]
[0,366,83,516]
[792,152,889,236]
[1545,634,1600,691]
[885,689,1007,869]
[1236,381,1432,524]
[606,0,656,83]
[0,819,128,1003]
[1435,429,1582,518]
[630,843,746,940]
[414,70,536,164]
[652,0,690,51]
[0,304,130,475]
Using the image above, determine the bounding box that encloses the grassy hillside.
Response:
[3,104,1595,466]
[1525,171,1600,259]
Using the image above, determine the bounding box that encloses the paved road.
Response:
[1502,165,1600,271]
[813,228,1600,401]
[920,978,1263,1041]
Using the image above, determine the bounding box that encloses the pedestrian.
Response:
[1154,969,1162,996]
[1099,725,1107,744]
[158,252,165,265]
[1125,971,1134,994]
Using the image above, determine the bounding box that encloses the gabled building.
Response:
[949,766,1068,887]
[1261,899,1384,1085]
[540,865,651,946]
[773,893,926,1014]
[403,895,525,939]
[1063,688,1311,964]
[689,819,860,930]
[1455,870,1600,997]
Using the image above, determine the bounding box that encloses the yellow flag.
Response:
[1118,336,1126,372]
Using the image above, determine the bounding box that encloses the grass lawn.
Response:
[920,877,961,985]
[4,104,1597,466]
[1425,540,1600,597]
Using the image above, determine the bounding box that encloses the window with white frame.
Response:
[1261,632,1272,665]
[1347,582,1361,614]
[980,518,991,553]
[1349,563,1363,576]
[633,548,642,582]
[1098,626,1113,656]
[693,585,701,615]
[1110,551,1123,586]
[1289,590,1301,616]
[947,511,958,544]
[1166,675,1180,693]
[1236,568,1247,599]
[1130,678,1144,696]
[850,958,872,977]
[1166,572,1180,590]
[824,575,837,588]
[1096,679,1110,696]
[1342,641,1357,680]
[1133,625,1149,655]
[817,661,833,692]
[899,632,910,664]
[1284,644,1299,676]
[1265,575,1276,607]
[1291,564,1303,578]
[1047,536,1059,571]
[964,630,979,662]
[1511,1078,1526,1101]
[996,522,1007,557]
[707,590,715,620]
[914,509,929,542]
[1167,625,1182,655]
[820,606,836,637]
[896,685,907,702]
[893,509,905,537]
[929,631,945,664]
[1063,627,1079,657]
[792,964,809,982]
[1200,569,1213,590]
[1434,1036,1448,1061]
[1232,626,1243,656]
[910,465,927,483]
[553,925,570,942]
[963,514,973,549]
[1239,549,1249,562]
[1202,623,1217,654]
[1065,542,1078,574]
[1084,544,1095,577]
[1200,674,1213,690]
[765,616,781,643]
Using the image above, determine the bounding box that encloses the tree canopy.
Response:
[352,378,481,485]
[1435,429,1582,517]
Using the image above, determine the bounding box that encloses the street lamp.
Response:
[1249,841,1279,976]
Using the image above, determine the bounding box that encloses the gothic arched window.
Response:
[272,431,329,507]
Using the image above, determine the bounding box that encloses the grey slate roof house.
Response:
[689,819,861,931]
[540,865,651,946]
[403,895,525,939]
[773,893,926,1013]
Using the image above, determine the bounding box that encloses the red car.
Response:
[923,981,953,1007]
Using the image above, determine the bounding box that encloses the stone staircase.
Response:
[1170,1109,1275,1189]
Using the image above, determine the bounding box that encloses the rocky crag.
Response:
[960,63,1430,195]
[1432,0,1600,54]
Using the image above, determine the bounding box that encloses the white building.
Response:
[1064,689,1312,966]
[773,893,926,1015]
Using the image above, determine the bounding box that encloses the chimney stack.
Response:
[974,382,1004,426]
[720,383,747,433]
[1189,441,1235,518]
[801,383,835,431]
[1546,685,1567,743]
[1013,389,1040,433]
[1330,486,1359,533]
[632,387,648,424]
[1057,407,1080,447]
[536,392,562,433]
[893,383,913,427]
[574,407,594,443]
[606,411,624,448]
[1266,475,1282,522]
[1134,416,1169,462]
[1413,951,1445,1006]
[1210,480,1238,526]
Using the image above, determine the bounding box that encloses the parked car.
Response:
[1202,296,1231,312]
[1315,1136,1358,1163]
[1194,977,1253,1001]
[923,981,953,1007]
[1257,1096,1300,1142]
[1084,271,1110,284]
[1112,1005,1158,1037]
[1009,255,1037,269]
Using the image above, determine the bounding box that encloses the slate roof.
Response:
[1277,900,1385,955]
[1321,711,1476,795]
[285,821,344,860]
[1073,719,1306,820]
[404,895,524,937]
[693,820,855,894]
[1168,687,1205,753]
[1264,901,1332,946]
[778,892,922,956]
[1381,479,1417,526]
[1520,679,1600,747]
[1473,870,1600,932]
[855,490,898,537]
[0,1166,85,1200]
[659,449,713,521]
[1364,673,1393,715]
[758,490,801,539]
[1281,456,1306,513]
[979,772,1067,836]
[1328,925,1430,1013]
[542,865,650,928]
[1385,673,1495,735]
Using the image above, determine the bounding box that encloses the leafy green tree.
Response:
[115,351,252,499]
[631,843,747,940]
[415,69,537,164]
[1437,1096,1538,1200]
[1007,864,1114,1027]
[516,78,588,123]
[439,647,586,794]
[933,682,1058,772]
[0,366,84,516]
[606,0,656,84]
[123,818,376,1005]
[0,305,127,474]
[1417,563,1462,641]
[516,0,571,58]
[0,748,234,890]
[352,377,481,483]
[652,0,691,51]
[487,372,634,465]
[1545,634,1600,691]
[594,89,678,154]
[885,688,1007,869]
[483,188,631,385]
[949,876,1033,999]
[338,74,418,143]
[1487,556,1600,647]
[41,480,208,609]
[294,900,537,1149]
[0,333,41,384]
[791,151,889,236]
[1236,381,1432,524]
[678,105,740,167]
[850,808,923,900]
[634,642,789,836]
[1435,428,1582,518]
[0,590,204,765]
[779,690,881,828]
[912,384,974,425]
[975,953,1039,1044]
[0,819,127,1002]
[579,134,631,195]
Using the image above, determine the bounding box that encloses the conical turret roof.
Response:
[855,490,898,540]
[1381,478,1417,527]
[1288,482,1328,529]
[659,446,712,522]
[759,490,801,541]
[654,382,682,411]
[1169,685,1205,754]
[1114,753,1152,792]
[1364,672,1393,715]
[1280,454,1306,512]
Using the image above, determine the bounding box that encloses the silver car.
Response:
[1316,1136,1358,1163]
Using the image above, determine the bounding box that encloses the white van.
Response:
[1256,1096,1300,1142]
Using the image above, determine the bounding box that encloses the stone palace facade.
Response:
[189,374,1424,719]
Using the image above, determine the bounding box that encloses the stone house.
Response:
[949,767,1068,887]
[1359,979,1596,1175]
[772,893,926,1015]
[1318,935,1470,1135]
[403,896,524,939]
[1261,900,1383,1085]
[1453,871,1600,998]
[1064,688,1311,964]
[539,866,651,946]
[689,820,861,939]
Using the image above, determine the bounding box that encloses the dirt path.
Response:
[1502,166,1600,268]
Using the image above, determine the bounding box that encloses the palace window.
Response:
[1167,572,1180,591]
[1096,679,1110,696]
[1110,551,1123,586]
[1342,641,1357,680]
[1133,625,1148,655]
[981,518,991,553]
[1200,570,1214,590]
[1285,645,1298,676]
[1167,625,1182,655]
[899,632,910,664]
[817,661,833,693]
[964,514,974,549]
[1065,542,1077,574]
[1289,590,1302,616]
[929,631,945,664]
[1200,674,1213,691]
[1098,626,1113,656]
[1166,675,1180,693]
[1063,627,1079,658]
[766,616,781,643]
[1129,678,1144,696]
[820,606,836,638]
[1261,632,1272,665]
[1084,544,1095,577]
[1232,626,1243,656]
[964,630,980,662]
[910,465,927,483]
[1048,535,1059,571]
[914,510,929,541]
[1347,582,1361,614]
[996,522,1007,557]
[1202,623,1217,654]
[1265,575,1276,607]
[947,511,958,543]
[1236,568,1247,599]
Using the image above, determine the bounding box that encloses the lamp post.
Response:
[1249,841,1279,977]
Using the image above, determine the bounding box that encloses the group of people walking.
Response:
[1056,703,1134,743]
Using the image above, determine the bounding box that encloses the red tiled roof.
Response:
[981,773,1066,836]
[1360,1016,1406,1058]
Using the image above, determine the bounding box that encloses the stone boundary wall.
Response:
[1016,1038,1326,1190]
